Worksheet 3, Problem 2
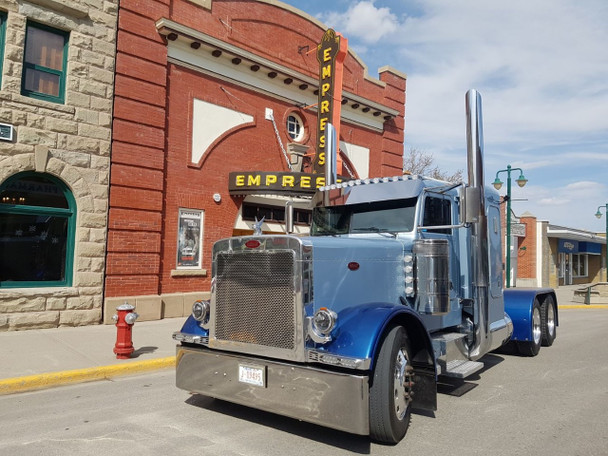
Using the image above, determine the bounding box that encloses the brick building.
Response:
[0,0,117,330]
[500,206,606,288]
[104,0,406,322]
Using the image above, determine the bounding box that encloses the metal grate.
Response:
[214,250,296,350]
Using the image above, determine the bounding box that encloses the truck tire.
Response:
[517,300,542,356]
[369,326,414,444]
[541,295,557,347]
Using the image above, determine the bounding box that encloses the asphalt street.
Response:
[0,307,606,456]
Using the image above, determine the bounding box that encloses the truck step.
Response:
[443,360,484,379]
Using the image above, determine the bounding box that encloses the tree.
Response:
[403,148,463,183]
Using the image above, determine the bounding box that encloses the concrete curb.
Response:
[558,305,608,309]
[0,356,175,396]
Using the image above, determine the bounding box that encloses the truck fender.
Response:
[504,288,558,342]
[323,303,437,412]
[178,314,209,337]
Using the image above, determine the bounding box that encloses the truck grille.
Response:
[214,250,296,350]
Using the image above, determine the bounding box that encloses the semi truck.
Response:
[172,90,558,444]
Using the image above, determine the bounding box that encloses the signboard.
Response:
[0,123,14,142]
[177,209,203,268]
[558,239,578,253]
[510,223,526,237]
[228,171,331,196]
[314,29,348,174]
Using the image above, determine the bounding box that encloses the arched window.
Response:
[286,113,305,142]
[0,172,76,288]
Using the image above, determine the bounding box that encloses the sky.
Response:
[282,0,608,232]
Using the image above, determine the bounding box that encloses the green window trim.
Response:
[0,11,7,86]
[21,21,69,104]
[0,172,76,288]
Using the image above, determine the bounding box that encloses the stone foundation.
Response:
[103,292,211,324]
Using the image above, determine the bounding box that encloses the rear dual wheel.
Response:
[516,299,542,356]
[369,326,414,444]
[541,296,557,347]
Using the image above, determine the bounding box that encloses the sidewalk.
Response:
[0,286,604,396]
[0,317,185,395]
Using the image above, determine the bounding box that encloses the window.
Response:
[572,254,588,277]
[242,203,311,226]
[0,172,75,287]
[0,12,6,86]
[177,209,203,269]
[422,196,452,234]
[21,22,69,104]
[286,113,304,142]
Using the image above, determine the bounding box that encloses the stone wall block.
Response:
[77,241,105,257]
[76,258,93,272]
[90,96,112,112]
[0,297,46,313]
[66,92,92,109]
[80,80,108,98]
[81,212,107,229]
[46,297,67,311]
[75,108,100,125]
[74,272,104,288]
[67,295,94,310]
[47,117,79,134]
[46,157,67,176]
[59,309,102,327]
[161,294,184,318]
[10,311,60,330]
[5,43,24,61]
[72,33,94,51]
[79,123,111,141]
[134,296,162,321]
[66,135,99,153]
[18,127,57,146]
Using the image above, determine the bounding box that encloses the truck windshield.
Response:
[311,198,417,235]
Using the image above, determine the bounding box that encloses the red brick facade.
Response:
[518,215,537,279]
[105,0,406,316]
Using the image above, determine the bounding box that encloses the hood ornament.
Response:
[253,216,265,236]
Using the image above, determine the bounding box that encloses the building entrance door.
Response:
[560,253,572,285]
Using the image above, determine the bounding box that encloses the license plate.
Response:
[238,364,266,387]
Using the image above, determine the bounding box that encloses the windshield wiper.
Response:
[351,227,398,237]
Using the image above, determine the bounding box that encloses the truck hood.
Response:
[303,235,409,313]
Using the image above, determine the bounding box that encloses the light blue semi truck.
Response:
[173,90,558,444]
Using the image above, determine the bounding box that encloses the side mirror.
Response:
[462,186,481,224]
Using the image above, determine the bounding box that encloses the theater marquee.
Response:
[228,172,333,196]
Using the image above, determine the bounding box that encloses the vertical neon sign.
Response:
[314,29,348,174]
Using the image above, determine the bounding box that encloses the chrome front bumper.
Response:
[176,345,370,435]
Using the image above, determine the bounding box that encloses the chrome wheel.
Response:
[370,326,413,444]
[393,349,414,420]
[532,306,542,346]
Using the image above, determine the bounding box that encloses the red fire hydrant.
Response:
[112,302,139,359]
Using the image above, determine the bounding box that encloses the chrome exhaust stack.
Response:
[465,89,492,360]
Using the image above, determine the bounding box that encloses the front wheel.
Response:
[369,326,414,444]
[517,300,542,356]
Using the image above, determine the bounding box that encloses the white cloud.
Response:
[322,1,401,44]
[287,0,608,231]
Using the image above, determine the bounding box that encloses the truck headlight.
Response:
[308,308,338,344]
[192,300,210,328]
[313,308,337,335]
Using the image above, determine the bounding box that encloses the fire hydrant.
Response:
[112,302,139,359]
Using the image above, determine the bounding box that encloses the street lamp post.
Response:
[493,165,528,288]
[594,204,608,282]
